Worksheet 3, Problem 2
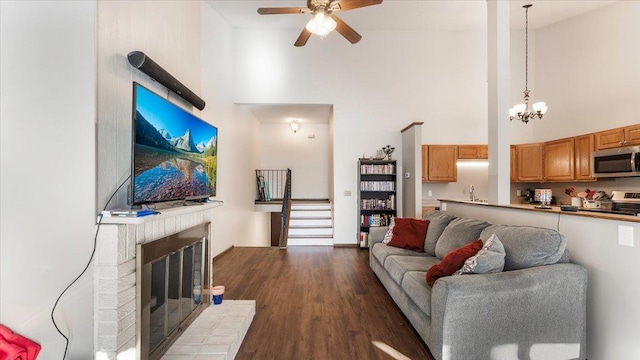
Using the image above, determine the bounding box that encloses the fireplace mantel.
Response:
[94,202,222,359]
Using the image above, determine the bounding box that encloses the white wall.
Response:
[232,28,492,243]
[524,1,640,142]
[0,1,97,358]
[257,122,330,199]
[442,202,640,360]
[201,4,270,249]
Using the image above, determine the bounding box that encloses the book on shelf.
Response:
[360,181,395,191]
[360,163,395,175]
[359,231,369,247]
[360,214,394,227]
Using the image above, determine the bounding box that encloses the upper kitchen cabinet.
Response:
[427,145,457,182]
[517,143,544,182]
[544,138,575,181]
[575,134,595,181]
[510,145,517,182]
[421,145,428,182]
[595,124,640,150]
[458,145,488,159]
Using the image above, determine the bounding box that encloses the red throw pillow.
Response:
[387,218,430,252]
[426,239,483,287]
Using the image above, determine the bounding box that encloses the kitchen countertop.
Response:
[440,199,640,223]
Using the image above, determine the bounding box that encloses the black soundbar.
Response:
[127,51,206,110]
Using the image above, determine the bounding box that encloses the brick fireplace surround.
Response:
[94,203,223,359]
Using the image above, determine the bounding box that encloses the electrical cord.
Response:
[51,176,130,359]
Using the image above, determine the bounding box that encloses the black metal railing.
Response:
[279,169,292,249]
[255,169,290,201]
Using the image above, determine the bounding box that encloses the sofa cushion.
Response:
[455,233,506,275]
[388,218,430,252]
[479,225,567,270]
[402,271,433,317]
[422,211,456,257]
[386,255,440,285]
[427,240,483,287]
[382,218,395,244]
[372,243,430,267]
[435,217,491,259]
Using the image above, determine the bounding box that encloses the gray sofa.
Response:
[369,211,587,360]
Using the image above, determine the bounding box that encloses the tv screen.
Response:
[131,82,217,205]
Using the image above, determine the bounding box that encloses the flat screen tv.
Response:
[131,82,217,205]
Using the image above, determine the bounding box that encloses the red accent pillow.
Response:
[387,218,430,252]
[426,239,483,287]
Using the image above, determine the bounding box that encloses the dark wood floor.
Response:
[212,246,434,360]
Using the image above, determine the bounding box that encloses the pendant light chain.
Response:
[525,5,529,92]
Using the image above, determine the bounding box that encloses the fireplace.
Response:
[94,203,221,360]
[137,222,210,360]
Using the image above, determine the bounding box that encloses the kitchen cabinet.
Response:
[595,124,640,150]
[510,145,517,182]
[421,145,428,182]
[458,145,488,159]
[516,143,544,182]
[427,145,457,182]
[544,138,575,181]
[575,134,595,181]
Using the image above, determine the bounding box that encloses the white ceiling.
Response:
[209,0,617,124]
[206,0,617,32]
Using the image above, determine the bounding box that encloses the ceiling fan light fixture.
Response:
[305,10,336,38]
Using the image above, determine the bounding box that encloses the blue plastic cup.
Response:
[211,285,225,305]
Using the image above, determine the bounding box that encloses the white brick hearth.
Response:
[94,203,223,359]
[162,300,255,360]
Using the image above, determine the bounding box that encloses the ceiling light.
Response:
[510,4,548,124]
[305,8,336,38]
[290,119,301,133]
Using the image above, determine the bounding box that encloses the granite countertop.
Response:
[439,199,640,223]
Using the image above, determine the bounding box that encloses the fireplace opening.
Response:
[137,222,210,360]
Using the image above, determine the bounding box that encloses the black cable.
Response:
[51,176,130,359]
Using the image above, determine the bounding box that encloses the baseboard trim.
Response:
[213,245,234,261]
[333,244,358,248]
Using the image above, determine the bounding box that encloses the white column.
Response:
[487,0,511,205]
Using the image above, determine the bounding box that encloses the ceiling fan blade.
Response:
[294,28,313,47]
[331,15,362,44]
[257,7,307,15]
[335,0,382,11]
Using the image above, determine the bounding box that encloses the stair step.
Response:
[290,211,332,218]
[288,228,333,236]
[289,218,332,226]
[287,238,334,246]
[287,234,334,239]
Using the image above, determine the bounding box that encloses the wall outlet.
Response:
[344,190,351,197]
[428,190,433,197]
[618,225,634,247]
[516,189,522,197]
[441,203,447,211]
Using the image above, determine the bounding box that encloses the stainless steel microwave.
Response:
[592,146,640,178]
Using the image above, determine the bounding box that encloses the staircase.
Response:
[287,201,333,246]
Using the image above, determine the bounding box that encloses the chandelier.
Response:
[510,4,548,124]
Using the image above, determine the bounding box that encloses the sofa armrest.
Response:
[429,263,587,360]
[369,226,389,248]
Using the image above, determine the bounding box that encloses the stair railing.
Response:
[279,169,292,249]
[255,169,289,201]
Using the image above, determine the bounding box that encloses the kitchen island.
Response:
[440,199,640,223]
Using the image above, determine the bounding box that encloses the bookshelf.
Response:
[358,159,397,248]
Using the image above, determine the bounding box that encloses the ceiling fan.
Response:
[257,0,383,47]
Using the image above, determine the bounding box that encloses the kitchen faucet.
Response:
[469,185,477,202]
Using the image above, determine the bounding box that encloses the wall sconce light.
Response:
[290,119,301,133]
